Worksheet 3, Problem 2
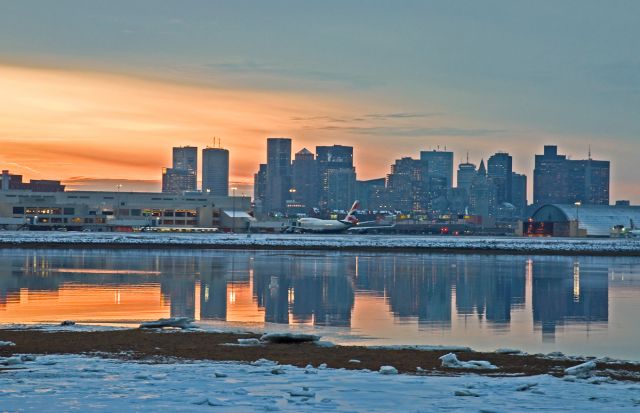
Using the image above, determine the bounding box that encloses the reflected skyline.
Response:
[0,250,637,358]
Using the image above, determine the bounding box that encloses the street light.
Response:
[231,187,237,233]
[115,184,123,220]
[574,201,582,237]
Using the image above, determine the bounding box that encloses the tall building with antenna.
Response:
[202,139,229,196]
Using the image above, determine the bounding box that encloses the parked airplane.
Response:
[294,201,361,233]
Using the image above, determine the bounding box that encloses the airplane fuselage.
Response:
[296,217,353,233]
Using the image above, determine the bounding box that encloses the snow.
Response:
[565,361,598,379]
[236,338,262,346]
[0,340,15,347]
[139,317,196,329]
[439,353,498,370]
[495,348,523,355]
[0,354,638,412]
[379,365,399,375]
[1,232,640,254]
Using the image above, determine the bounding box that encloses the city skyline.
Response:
[0,2,638,202]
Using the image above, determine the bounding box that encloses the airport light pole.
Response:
[574,201,582,237]
[231,187,237,233]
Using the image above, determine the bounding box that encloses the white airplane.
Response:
[294,201,361,233]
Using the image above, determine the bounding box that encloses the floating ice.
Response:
[379,366,399,375]
[0,341,15,347]
[495,348,522,355]
[439,353,498,370]
[139,317,195,329]
[564,361,597,379]
[251,358,278,367]
[237,338,261,346]
[289,387,316,398]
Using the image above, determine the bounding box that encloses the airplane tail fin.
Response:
[344,200,360,224]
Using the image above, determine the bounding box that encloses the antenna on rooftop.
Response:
[588,145,592,160]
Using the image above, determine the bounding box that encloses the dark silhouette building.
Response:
[265,138,292,213]
[488,152,513,205]
[316,145,356,211]
[162,146,197,193]
[420,149,454,189]
[291,148,318,210]
[511,172,528,218]
[534,145,609,206]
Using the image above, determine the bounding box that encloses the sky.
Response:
[0,1,638,201]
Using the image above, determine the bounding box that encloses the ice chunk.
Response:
[3,356,23,366]
[495,348,521,354]
[60,320,76,326]
[259,333,320,344]
[0,341,16,347]
[289,387,316,398]
[564,361,597,378]
[439,353,498,370]
[251,358,278,367]
[516,383,538,392]
[213,371,228,378]
[237,338,261,346]
[379,366,399,375]
[139,317,195,329]
[20,355,37,362]
[348,359,361,364]
[454,390,480,397]
[271,366,286,375]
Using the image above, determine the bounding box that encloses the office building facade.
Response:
[534,145,609,206]
[316,145,356,211]
[202,147,229,196]
[487,152,513,205]
[291,148,318,210]
[265,138,292,213]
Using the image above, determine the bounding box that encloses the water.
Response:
[1,249,639,359]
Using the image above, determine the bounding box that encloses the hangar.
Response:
[525,204,640,237]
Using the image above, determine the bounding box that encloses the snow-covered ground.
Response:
[1,354,639,412]
[1,232,640,254]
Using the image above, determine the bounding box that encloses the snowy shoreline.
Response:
[1,353,639,412]
[1,232,640,255]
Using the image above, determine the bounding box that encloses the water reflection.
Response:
[1,250,638,357]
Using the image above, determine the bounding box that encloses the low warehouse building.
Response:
[525,204,640,237]
[0,190,254,232]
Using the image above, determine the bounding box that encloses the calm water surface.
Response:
[1,249,639,359]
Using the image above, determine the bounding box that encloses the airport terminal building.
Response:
[0,190,253,232]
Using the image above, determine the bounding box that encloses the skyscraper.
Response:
[534,145,610,206]
[456,161,477,193]
[316,145,356,211]
[469,160,498,218]
[202,147,229,196]
[511,172,528,218]
[265,138,292,212]
[253,164,267,214]
[533,145,568,205]
[387,157,426,213]
[420,149,454,189]
[292,148,318,210]
[487,152,513,204]
[162,146,197,193]
[567,159,610,205]
[173,146,198,175]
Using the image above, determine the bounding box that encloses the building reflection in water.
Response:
[0,250,612,341]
